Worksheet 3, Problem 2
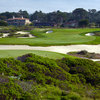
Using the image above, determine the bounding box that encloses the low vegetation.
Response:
[0,53,100,100]
[0,26,34,33]
[94,31,100,36]
[68,50,100,59]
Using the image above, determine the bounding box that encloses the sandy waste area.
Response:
[0,44,100,61]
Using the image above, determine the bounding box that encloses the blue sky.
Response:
[0,0,100,13]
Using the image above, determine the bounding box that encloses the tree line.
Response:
[1,8,100,27]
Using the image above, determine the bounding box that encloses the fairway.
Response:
[0,50,71,59]
[0,28,100,46]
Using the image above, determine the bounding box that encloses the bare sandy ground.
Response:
[15,31,30,34]
[0,45,100,61]
[0,44,100,61]
[0,45,100,54]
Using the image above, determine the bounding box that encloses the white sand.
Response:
[0,45,100,54]
[16,31,30,34]
[90,59,100,61]
[2,33,10,37]
[0,32,35,38]
[85,33,95,36]
[16,31,35,38]
[0,44,100,61]
[46,31,53,34]
[0,33,10,38]
[29,34,35,38]
[18,34,35,38]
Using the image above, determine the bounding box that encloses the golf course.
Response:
[0,27,100,100]
[0,28,100,46]
[1,0,100,99]
[1,27,100,59]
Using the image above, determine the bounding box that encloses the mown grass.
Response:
[0,50,73,59]
[0,28,100,46]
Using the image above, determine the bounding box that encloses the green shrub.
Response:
[0,53,100,99]
[59,57,100,85]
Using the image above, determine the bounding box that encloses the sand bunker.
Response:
[18,34,35,38]
[15,31,30,34]
[0,44,100,61]
[46,30,53,34]
[2,33,10,37]
[15,31,35,38]
[0,33,10,38]
[0,31,35,38]
[85,33,95,36]
[0,45,100,54]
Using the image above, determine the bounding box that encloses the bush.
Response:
[0,53,100,99]
[59,57,100,85]
[77,50,88,55]
[0,20,8,26]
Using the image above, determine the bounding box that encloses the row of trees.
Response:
[1,8,100,27]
